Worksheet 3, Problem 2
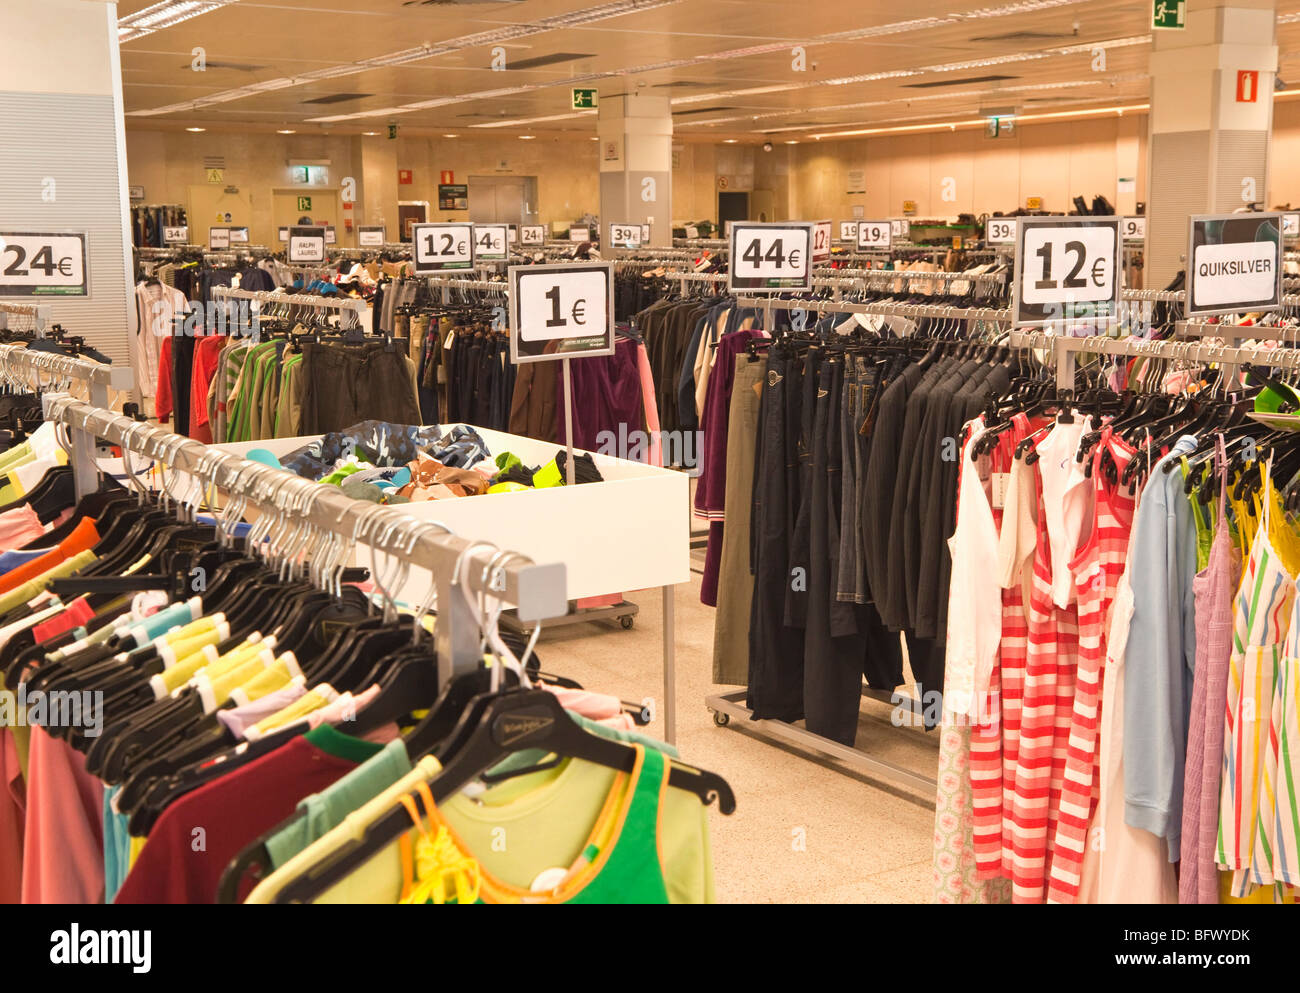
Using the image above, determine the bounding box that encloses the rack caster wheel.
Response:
[619,615,634,630]
[712,711,730,727]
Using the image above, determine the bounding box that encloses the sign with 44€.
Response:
[473,224,509,261]
[413,223,474,272]
[986,217,1016,245]
[728,222,813,293]
[0,232,88,296]
[509,262,615,363]
[1013,216,1120,327]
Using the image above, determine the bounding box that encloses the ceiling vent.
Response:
[673,105,739,116]
[652,81,712,88]
[179,61,267,72]
[402,0,524,6]
[969,30,1077,43]
[903,74,1018,89]
[507,52,596,71]
[302,93,374,105]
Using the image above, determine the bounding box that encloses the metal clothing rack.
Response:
[0,301,52,335]
[210,286,367,327]
[41,395,568,681]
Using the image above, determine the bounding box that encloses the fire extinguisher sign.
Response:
[1237,70,1259,103]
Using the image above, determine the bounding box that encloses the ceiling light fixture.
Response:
[362,131,379,136]
[472,111,596,128]
[117,0,239,44]
[442,133,458,138]
[811,101,1149,140]
[518,135,536,140]
[723,138,738,143]
[185,126,206,132]
[277,129,296,134]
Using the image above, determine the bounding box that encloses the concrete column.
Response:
[1145,0,1278,288]
[359,136,399,239]
[598,92,672,248]
[0,0,133,365]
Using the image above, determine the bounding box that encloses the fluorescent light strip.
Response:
[118,0,239,44]
[472,111,597,128]
[810,101,1149,140]
[127,0,680,116]
[820,0,1085,43]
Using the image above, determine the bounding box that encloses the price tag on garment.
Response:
[856,221,891,250]
[568,226,591,243]
[728,222,813,293]
[163,225,188,245]
[839,221,858,241]
[412,222,474,272]
[357,225,386,248]
[287,225,326,263]
[0,231,87,296]
[208,227,230,251]
[1121,216,1146,241]
[1283,212,1300,238]
[1013,216,1120,327]
[508,262,615,363]
[520,224,546,246]
[811,220,832,263]
[228,227,250,244]
[986,217,1016,244]
[1185,212,1282,318]
[609,222,642,248]
[473,223,509,260]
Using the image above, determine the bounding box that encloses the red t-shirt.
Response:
[114,724,382,904]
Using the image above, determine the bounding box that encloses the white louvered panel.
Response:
[1214,129,1269,213]
[0,91,131,365]
[1146,130,1211,291]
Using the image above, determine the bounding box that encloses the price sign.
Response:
[728,222,813,293]
[228,227,250,244]
[358,225,386,247]
[324,227,337,245]
[1283,212,1300,238]
[1121,216,1146,241]
[509,262,615,363]
[890,218,911,240]
[609,223,642,248]
[278,227,289,243]
[507,225,518,244]
[811,220,832,263]
[838,221,858,241]
[640,224,651,243]
[1186,212,1282,318]
[208,227,230,250]
[986,217,1016,244]
[163,226,188,245]
[412,222,474,272]
[287,225,326,263]
[568,226,591,243]
[856,221,891,250]
[0,232,87,296]
[1013,216,1120,327]
[473,224,509,260]
[520,224,546,246]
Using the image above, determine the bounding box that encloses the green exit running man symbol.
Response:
[1153,0,1185,29]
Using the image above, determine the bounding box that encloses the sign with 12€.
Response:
[287,226,326,263]
[358,226,386,248]
[473,224,509,260]
[839,221,858,241]
[163,226,189,245]
[0,232,88,296]
[856,221,891,250]
[1121,216,1146,241]
[811,220,832,263]
[1013,216,1120,327]
[610,223,642,248]
[509,262,615,363]
[413,223,474,272]
[728,222,813,293]
[519,225,546,246]
[986,217,1016,244]
[1186,212,1282,318]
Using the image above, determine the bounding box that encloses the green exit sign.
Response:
[297,196,312,212]
[1153,0,1185,29]
[572,88,598,110]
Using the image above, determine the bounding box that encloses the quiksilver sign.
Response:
[1186,213,1282,318]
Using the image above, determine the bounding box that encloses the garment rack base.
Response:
[500,598,639,632]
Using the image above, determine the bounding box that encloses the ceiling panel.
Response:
[115,0,1300,140]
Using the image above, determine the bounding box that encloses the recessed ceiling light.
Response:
[277,129,296,134]
[185,126,206,132]
[590,136,599,141]
[723,138,738,143]
[518,135,535,140]
[442,133,458,138]
[362,131,379,136]
[784,140,798,144]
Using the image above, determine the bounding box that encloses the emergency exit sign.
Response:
[1153,0,1185,29]
[572,88,598,109]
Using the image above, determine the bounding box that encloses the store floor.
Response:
[532,559,941,904]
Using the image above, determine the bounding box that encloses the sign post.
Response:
[727,222,814,293]
[1185,213,1282,318]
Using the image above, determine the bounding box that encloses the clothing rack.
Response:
[211,286,368,318]
[40,394,567,680]
[0,301,52,335]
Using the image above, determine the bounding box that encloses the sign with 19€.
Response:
[839,221,858,242]
[1121,216,1146,242]
[1185,212,1282,318]
[0,232,88,296]
[728,222,813,293]
[610,223,642,248]
[413,223,474,272]
[509,262,615,364]
[1012,216,1120,327]
[473,224,509,261]
[519,225,546,246]
[986,217,1016,245]
[287,226,326,263]
[856,221,891,250]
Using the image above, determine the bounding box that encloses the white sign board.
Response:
[986,217,1017,245]
[412,223,474,272]
[811,220,832,263]
[1121,216,1146,242]
[473,224,509,261]
[839,221,858,241]
[568,226,591,243]
[1284,212,1300,238]
[278,227,289,243]
[358,225,386,248]
[324,227,337,245]
[228,227,250,244]
[1013,216,1120,327]
[287,226,326,263]
[520,225,546,247]
[163,226,189,245]
[509,262,615,363]
[856,221,891,250]
[208,227,230,251]
[728,222,813,293]
[0,231,88,296]
[890,219,911,240]
[1186,213,1282,318]
[609,223,642,248]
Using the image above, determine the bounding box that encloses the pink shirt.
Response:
[22,726,105,904]
[0,727,24,904]
[0,505,44,553]
[634,341,663,467]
